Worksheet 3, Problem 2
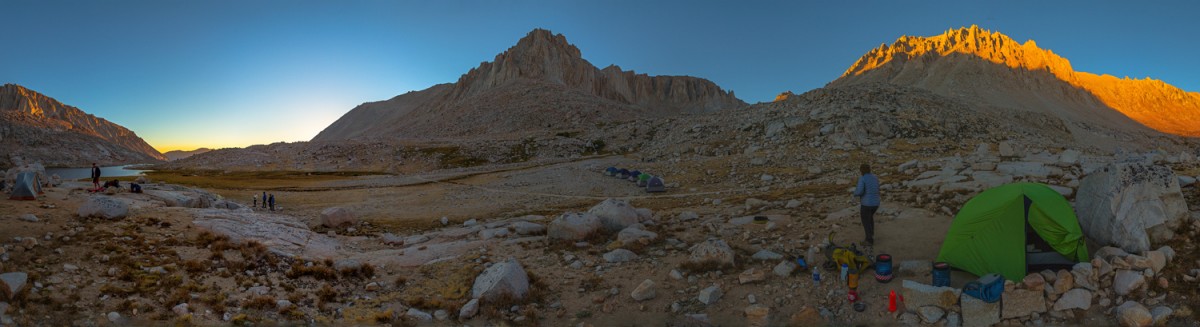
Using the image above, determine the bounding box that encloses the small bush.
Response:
[242,296,276,310]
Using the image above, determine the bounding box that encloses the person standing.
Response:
[253,194,258,208]
[268,194,275,211]
[90,163,102,190]
[853,163,881,245]
[262,191,267,208]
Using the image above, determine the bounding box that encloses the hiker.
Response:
[130,183,142,193]
[253,194,258,207]
[853,163,880,245]
[91,163,101,190]
[262,191,267,208]
[268,194,275,211]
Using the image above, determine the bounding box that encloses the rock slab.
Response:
[77,195,128,220]
[1001,289,1046,319]
[960,293,1000,327]
[901,280,961,310]
[0,272,27,300]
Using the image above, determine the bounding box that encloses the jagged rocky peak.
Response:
[832,25,1200,137]
[842,25,1074,78]
[773,91,795,102]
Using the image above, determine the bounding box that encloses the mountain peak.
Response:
[842,25,1074,78]
[833,26,1200,137]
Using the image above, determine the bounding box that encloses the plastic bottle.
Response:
[840,263,849,282]
[812,269,820,285]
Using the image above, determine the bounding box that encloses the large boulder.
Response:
[688,238,736,268]
[77,195,128,220]
[616,226,658,246]
[1115,301,1152,327]
[1076,162,1189,253]
[587,199,641,232]
[0,272,28,300]
[319,207,356,227]
[547,212,602,241]
[1113,270,1145,296]
[470,258,530,302]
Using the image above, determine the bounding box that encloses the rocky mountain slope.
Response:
[0,84,165,168]
[829,25,1200,138]
[163,148,211,161]
[313,29,745,141]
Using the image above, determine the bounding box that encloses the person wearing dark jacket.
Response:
[91,163,102,190]
[262,191,267,208]
[268,194,275,211]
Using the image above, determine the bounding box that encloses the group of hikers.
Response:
[89,163,141,193]
[253,191,276,211]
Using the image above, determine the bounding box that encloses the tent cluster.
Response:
[603,167,666,193]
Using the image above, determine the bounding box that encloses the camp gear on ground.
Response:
[848,289,859,303]
[888,290,899,312]
[932,262,951,287]
[604,167,617,176]
[130,183,142,193]
[637,173,651,186]
[936,182,1089,281]
[826,243,873,275]
[840,264,848,281]
[963,273,1005,303]
[753,216,768,224]
[9,172,39,200]
[853,302,866,312]
[874,254,894,283]
[812,269,820,285]
[848,268,860,289]
[796,256,807,271]
[627,170,641,182]
[616,168,630,179]
[645,176,666,193]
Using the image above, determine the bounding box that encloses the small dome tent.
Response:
[9,172,39,200]
[936,182,1089,281]
[617,169,630,179]
[637,173,651,187]
[604,167,617,176]
[627,170,642,182]
[646,176,666,193]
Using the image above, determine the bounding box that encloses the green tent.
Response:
[936,182,1089,281]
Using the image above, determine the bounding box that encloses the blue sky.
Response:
[2,0,1196,151]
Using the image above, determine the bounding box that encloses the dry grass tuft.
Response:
[242,296,277,310]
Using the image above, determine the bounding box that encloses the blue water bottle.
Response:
[812,268,820,285]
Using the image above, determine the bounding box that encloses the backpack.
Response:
[962,273,1005,303]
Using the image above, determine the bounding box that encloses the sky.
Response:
[2,0,1197,152]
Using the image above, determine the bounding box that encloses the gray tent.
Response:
[9,172,38,200]
[646,176,666,193]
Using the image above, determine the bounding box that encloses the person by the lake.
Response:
[853,163,881,246]
[253,194,258,208]
[90,163,101,190]
[268,194,275,211]
[262,191,267,208]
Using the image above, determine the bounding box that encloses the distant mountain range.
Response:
[0,84,164,169]
[829,25,1200,137]
[312,29,746,142]
[164,148,211,161]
